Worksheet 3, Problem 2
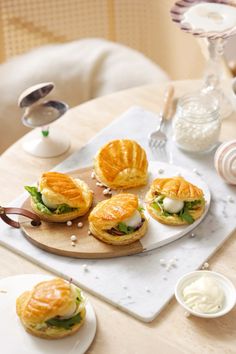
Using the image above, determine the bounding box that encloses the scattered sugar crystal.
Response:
[145,287,151,293]
[91,171,96,179]
[127,293,132,299]
[95,275,99,279]
[71,242,76,247]
[96,182,103,187]
[123,285,128,290]
[77,222,83,228]
[190,232,195,238]
[66,220,72,226]
[174,257,178,261]
[162,276,168,280]
[158,168,164,174]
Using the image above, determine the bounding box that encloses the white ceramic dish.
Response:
[0,274,96,354]
[175,270,236,318]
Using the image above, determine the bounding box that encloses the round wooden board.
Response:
[19,167,143,258]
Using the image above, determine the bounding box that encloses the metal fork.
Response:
[148,85,174,150]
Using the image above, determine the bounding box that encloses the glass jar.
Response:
[173,92,221,153]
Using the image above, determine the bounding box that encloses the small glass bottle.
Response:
[173,92,221,153]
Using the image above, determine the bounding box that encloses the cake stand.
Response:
[171,0,236,119]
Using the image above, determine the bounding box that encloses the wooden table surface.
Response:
[1,81,236,354]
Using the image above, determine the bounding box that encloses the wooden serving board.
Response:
[19,167,143,258]
[19,162,211,259]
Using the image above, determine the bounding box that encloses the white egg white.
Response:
[163,197,184,213]
[42,194,58,209]
[123,210,142,228]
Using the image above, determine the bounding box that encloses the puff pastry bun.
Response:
[94,139,148,189]
[145,177,205,225]
[26,171,93,222]
[89,193,148,245]
[16,278,86,339]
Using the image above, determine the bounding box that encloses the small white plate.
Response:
[0,274,96,354]
[175,270,236,318]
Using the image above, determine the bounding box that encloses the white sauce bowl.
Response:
[175,270,236,318]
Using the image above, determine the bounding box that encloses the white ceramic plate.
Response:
[125,161,211,251]
[0,274,96,354]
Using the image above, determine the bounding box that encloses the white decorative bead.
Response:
[82,264,89,272]
[193,168,201,175]
[66,220,72,226]
[70,235,77,242]
[214,140,236,185]
[201,262,209,270]
[159,258,166,266]
[227,195,234,203]
[184,311,191,318]
[77,222,83,228]
[103,188,111,195]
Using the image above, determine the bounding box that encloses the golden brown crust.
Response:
[16,278,86,339]
[89,193,138,230]
[40,172,86,206]
[150,177,203,201]
[88,193,147,245]
[30,172,93,222]
[17,278,74,324]
[145,177,205,226]
[94,139,148,189]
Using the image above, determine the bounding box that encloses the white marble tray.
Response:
[0,106,235,322]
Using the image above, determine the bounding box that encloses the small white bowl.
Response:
[175,270,236,318]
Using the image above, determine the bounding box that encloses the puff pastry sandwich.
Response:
[16,278,86,339]
[88,193,148,245]
[25,171,93,222]
[94,139,148,189]
[145,177,205,225]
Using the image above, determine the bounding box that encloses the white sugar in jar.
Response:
[173,92,221,153]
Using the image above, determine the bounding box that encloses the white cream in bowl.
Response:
[175,270,236,318]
